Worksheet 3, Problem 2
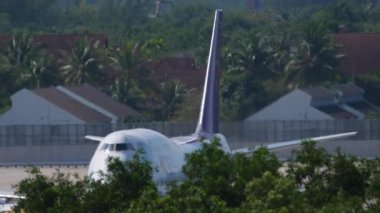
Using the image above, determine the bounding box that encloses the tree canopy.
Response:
[1,0,380,119]
[14,140,380,212]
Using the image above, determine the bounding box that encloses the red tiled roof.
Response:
[333,33,380,75]
[0,34,107,58]
[64,83,140,117]
[32,83,141,123]
[149,57,206,90]
[33,87,111,123]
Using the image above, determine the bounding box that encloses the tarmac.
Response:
[0,166,87,194]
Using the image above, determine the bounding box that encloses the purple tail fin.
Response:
[195,9,222,138]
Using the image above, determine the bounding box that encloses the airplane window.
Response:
[102,143,136,151]
[108,144,116,151]
[115,143,127,151]
[101,144,108,151]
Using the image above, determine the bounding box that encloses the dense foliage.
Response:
[1,0,380,119]
[14,140,380,212]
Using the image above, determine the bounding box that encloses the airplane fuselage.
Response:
[87,128,229,184]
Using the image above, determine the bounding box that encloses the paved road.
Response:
[0,166,87,193]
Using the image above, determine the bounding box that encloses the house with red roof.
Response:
[333,33,380,76]
[0,84,140,125]
[246,83,380,121]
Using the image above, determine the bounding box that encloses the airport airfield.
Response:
[0,166,87,193]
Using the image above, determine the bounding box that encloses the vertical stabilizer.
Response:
[195,9,222,138]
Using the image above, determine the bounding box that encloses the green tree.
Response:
[220,59,265,120]
[80,155,155,212]
[182,140,281,207]
[241,172,309,212]
[60,38,105,85]
[162,183,229,212]
[0,0,58,26]
[14,167,84,212]
[15,154,155,212]
[181,140,234,205]
[266,31,293,75]
[108,40,159,111]
[331,151,366,197]
[226,34,272,82]
[288,141,367,209]
[288,140,334,206]
[0,13,10,33]
[361,158,380,210]
[220,31,288,120]
[158,80,187,121]
[13,139,380,211]
[1,32,58,90]
[98,0,153,35]
[27,53,58,88]
[171,90,201,121]
[285,18,344,88]
[0,54,12,112]
[326,0,368,32]
[65,0,99,28]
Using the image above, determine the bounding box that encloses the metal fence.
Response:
[0,120,379,147]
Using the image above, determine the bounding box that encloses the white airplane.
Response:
[85,9,357,184]
[0,192,25,212]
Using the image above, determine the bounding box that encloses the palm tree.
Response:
[5,33,37,66]
[0,32,59,110]
[159,80,187,121]
[27,54,58,88]
[285,19,344,88]
[227,34,272,82]
[108,41,157,110]
[266,31,292,75]
[2,32,57,89]
[0,54,11,106]
[110,78,144,110]
[5,32,38,87]
[60,38,104,85]
[219,33,275,119]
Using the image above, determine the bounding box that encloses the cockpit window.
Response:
[115,143,127,151]
[101,143,135,151]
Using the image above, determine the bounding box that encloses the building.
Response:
[333,33,380,76]
[149,57,206,90]
[0,84,140,125]
[246,83,380,121]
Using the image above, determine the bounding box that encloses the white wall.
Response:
[0,89,85,125]
[246,89,332,121]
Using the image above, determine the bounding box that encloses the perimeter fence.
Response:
[0,120,378,147]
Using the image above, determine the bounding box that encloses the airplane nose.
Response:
[108,152,132,162]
